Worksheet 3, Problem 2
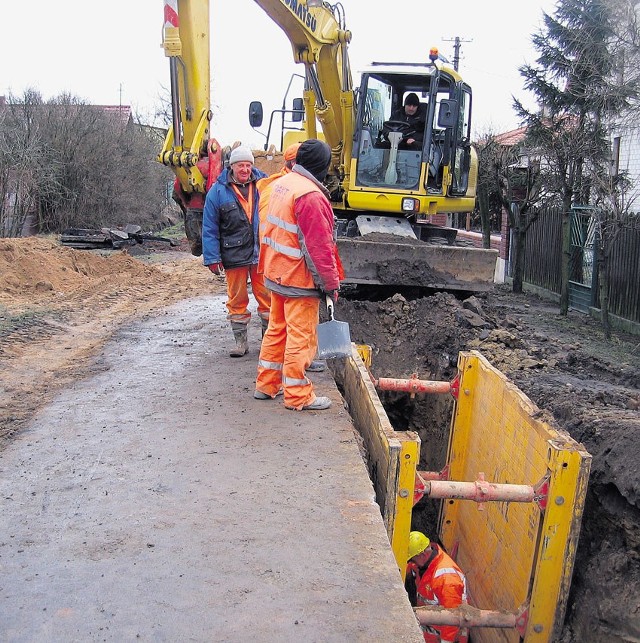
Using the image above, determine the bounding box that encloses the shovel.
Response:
[317,295,352,359]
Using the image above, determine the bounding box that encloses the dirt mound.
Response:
[0,237,222,437]
[0,237,152,299]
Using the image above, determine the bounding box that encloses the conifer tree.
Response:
[514,0,638,315]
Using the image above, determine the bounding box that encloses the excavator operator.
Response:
[389,92,426,149]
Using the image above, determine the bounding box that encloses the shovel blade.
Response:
[317,319,352,359]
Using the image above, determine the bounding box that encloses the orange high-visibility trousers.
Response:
[225,265,271,323]
[256,292,319,409]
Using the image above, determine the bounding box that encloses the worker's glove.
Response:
[325,289,339,303]
[208,262,224,276]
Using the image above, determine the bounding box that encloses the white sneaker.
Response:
[286,396,331,411]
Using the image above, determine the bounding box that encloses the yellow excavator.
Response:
[157,0,498,291]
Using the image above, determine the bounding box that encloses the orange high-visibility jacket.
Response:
[257,169,288,241]
[408,545,467,642]
[259,170,339,296]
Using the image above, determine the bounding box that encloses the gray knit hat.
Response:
[229,146,254,165]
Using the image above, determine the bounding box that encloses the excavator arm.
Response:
[157,0,213,198]
[252,0,355,200]
[156,1,498,291]
[157,0,354,202]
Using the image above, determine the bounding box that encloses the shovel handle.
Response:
[325,295,335,320]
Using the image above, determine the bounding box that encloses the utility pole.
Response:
[442,36,472,72]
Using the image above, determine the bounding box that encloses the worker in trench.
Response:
[202,146,270,357]
[405,531,469,643]
[254,138,342,411]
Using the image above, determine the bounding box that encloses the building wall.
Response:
[613,124,640,206]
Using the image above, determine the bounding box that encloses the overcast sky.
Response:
[3,0,556,149]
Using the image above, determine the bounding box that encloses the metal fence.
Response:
[520,206,640,325]
[604,217,640,324]
[521,207,563,293]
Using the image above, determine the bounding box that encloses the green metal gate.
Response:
[569,207,597,313]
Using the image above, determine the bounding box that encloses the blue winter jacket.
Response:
[202,166,267,268]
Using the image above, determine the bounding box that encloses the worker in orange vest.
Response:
[254,139,341,410]
[256,141,343,374]
[406,531,469,643]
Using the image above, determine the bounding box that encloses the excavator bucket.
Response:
[336,236,498,292]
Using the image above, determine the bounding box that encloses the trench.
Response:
[332,285,466,539]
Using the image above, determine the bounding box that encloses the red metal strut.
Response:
[374,372,460,399]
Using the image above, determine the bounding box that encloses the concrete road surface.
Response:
[0,294,423,642]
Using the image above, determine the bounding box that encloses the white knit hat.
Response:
[229,146,254,165]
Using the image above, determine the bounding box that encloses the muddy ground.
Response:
[1,236,638,642]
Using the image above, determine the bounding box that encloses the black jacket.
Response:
[390,106,426,145]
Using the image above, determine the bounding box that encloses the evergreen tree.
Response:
[514,0,638,314]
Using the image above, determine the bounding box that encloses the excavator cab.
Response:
[346,62,476,237]
[332,62,498,292]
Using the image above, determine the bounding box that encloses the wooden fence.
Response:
[519,207,640,326]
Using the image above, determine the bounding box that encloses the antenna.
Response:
[442,36,472,72]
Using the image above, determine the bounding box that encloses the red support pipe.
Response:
[374,374,452,394]
[415,472,550,511]
[415,604,525,629]
[422,475,535,508]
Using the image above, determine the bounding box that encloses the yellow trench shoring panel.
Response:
[336,348,590,641]
[336,347,419,577]
[441,351,591,642]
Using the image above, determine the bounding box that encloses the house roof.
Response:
[93,105,132,125]
[494,126,527,146]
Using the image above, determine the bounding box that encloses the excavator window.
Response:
[354,75,424,190]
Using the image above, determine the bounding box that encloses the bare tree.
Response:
[474,130,503,249]
[476,131,545,292]
[0,90,60,236]
[0,90,172,237]
[588,165,638,338]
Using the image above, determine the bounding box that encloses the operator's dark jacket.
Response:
[390,105,427,145]
[202,165,267,269]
